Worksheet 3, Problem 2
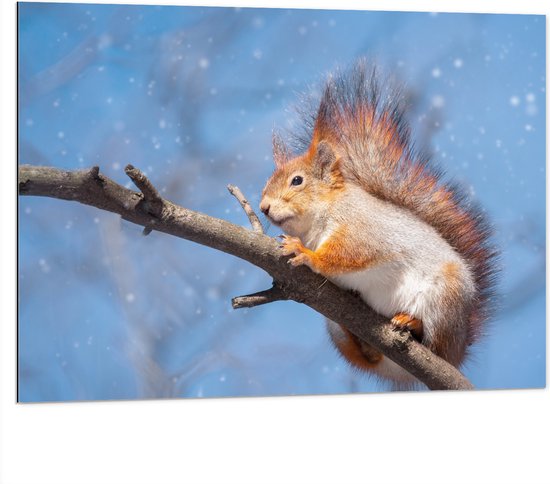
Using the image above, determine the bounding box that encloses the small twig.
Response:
[227,184,264,233]
[87,165,100,180]
[125,164,163,236]
[232,284,288,309]
[124,164,163,217]
[124,164,162,202]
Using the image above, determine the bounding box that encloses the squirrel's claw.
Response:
[391,313,424,340]
[288,253,310,267]
[280,235,313,269]
[280,235,304,256]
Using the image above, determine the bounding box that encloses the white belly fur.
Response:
[332,260,448,344]
[299,186,475,386]
[332,263,434,387]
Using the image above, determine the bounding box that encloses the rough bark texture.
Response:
[18,164,475,391]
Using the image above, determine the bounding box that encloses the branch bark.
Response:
[231,283,288,309]
[18,164,474,391]
[227,184,264,233]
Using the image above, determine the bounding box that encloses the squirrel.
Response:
[259,61,497,387]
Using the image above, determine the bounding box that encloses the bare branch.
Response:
[18,164,474,391]
[124,164,164,217]
[232,284,288,309]
[88,165,100,180]
[227,184,264,233]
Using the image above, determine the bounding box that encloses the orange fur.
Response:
[281,226,381,275]
[331,327,383,370]
[391,313,424,339]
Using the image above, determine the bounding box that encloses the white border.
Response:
[2,1,548,483]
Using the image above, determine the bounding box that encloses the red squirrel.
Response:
[260,61,497,386]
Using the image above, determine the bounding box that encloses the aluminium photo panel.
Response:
[18,2,546,402]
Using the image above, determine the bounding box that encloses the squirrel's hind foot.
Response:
[391,313,424,341]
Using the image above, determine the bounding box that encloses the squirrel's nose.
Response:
[260,200,270,216]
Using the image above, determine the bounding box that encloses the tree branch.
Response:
[123,164,164,235]
[227,184,264,233]
[232,283,288,309]
[18,164,474,391]
[124,164,163,214]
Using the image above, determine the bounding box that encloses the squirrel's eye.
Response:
[291,176,303,186]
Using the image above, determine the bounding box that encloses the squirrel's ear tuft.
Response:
[316,140,336,165]
[272,130,291,169]
[313,140,337,179]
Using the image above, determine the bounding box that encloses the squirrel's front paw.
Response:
[287,252,311,267]
[279,235,312,268]
[279,235,304,256]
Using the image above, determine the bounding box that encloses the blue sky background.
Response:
[18,3,546,401]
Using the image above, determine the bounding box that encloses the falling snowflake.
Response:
[509,96,520,107]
